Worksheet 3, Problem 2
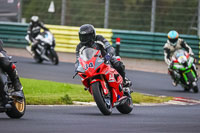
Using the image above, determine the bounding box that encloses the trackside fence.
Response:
[45,24,113,53]
[112,30,199,61]
[0,22,199,62]
[0,22,28,48]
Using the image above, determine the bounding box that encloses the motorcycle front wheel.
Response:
[49,49,59,65]
[91,82,112,115]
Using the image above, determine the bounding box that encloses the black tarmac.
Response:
[0,105,200,133]
[0,56,199,133]
[14,56,200,100]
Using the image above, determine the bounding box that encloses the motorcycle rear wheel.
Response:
[91,82,112,115]
[116,96,133,114]
[193,86,199,93]
[6,95,26,119]
[187,73,198,93]
[184,87,190,92]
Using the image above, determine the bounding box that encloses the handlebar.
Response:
[72,72,78,79]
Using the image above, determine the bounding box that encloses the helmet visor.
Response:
[79,33,94,43]
[169,38,178,46]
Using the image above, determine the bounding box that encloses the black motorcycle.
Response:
[26,31,59,65]
[0,62,26,118]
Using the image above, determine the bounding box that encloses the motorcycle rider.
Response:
[163,30,195,86]
[0,40,24,107]
[26,16,50,55]
[75,24,132,88]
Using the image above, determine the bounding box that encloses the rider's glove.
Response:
[188,53,196,63]
[104,53,111,62]
[32,39,38,45]
[190,54,195,58]
[169,61,174,69]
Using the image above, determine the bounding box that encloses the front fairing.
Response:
[77,49,105,87]
[77,48,124,101]
[172,50,194,71]
[172,50,197,84]
[79,49,104,77]
[36,31,54,45]
[173,56,194,71]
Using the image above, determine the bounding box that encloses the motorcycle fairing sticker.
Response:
[84,62,94,70]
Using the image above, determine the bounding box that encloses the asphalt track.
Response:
[14,56,200,100]
[0,105,200,133]
[0,56,199,133]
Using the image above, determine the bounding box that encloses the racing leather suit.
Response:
[163,38,194,66]
[0,40,23,101]
[163,38,194,82]
[27,21,49,53]
[75,35,126,82]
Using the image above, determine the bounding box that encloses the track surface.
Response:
[0,105,200,133]
[14,56,200,100]
[1,56,199,133]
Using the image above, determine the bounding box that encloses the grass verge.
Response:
[21,78,172,105]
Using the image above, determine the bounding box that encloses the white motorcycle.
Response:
[25,31,59,65]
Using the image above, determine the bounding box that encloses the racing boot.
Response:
[123,77,132,87]
[31,40,40,57]
[172,80,178,87]
[8,69,24,98]
[123,87,131,97]
[26,45,35,56]
[122,77,133,97]
[172,71,180,87]
[169,69,179,87]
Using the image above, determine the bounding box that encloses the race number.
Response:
[84,62,94,70]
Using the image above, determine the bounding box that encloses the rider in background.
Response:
[75,24,132,88]
[0,40,23,106]
[26,16,49,55]
[163,30,194,86]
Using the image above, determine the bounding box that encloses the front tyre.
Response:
[91,82,112,115]
[49,49,59,65]
[116,96,133,114]
[6,95,26,119]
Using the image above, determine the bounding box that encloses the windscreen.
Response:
[80,48,99,61]
[174,49,185,59]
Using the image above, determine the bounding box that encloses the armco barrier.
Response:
[46,24,113,53]
[0,22,28,48]
[112,30,199,60]
[0,22,199,62]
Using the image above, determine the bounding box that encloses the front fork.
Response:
[182,68,198,85]
[90,75,109,96]
[89,75,122,107]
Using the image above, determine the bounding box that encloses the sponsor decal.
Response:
[84,62,94,70]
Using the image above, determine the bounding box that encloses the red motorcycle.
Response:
[74,48,133,115]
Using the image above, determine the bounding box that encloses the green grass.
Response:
[21,78,172,105]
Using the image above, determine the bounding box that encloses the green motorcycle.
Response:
[171,49,198,93]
